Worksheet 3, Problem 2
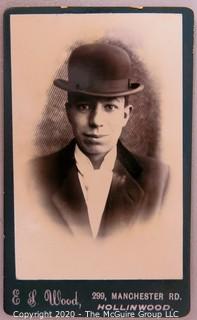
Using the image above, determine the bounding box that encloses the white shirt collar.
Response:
[74,144,117,238]
[75,144,117,175]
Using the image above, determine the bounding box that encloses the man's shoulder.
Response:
[29,140,76,189]
[31,140,75,168]
[133,151,169,178]
[118,142,170,210]
[118,141,169,178]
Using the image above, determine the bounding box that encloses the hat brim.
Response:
[54,79,144,97]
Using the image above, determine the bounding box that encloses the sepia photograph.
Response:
[9,12,183,280]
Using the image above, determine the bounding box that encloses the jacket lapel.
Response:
[52,142,92,235]
[98,157,144,236]
[51,140,145,237]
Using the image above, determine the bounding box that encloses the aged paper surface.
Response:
[10,13,183,279]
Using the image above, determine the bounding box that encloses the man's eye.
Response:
[76,104,90,112]
[104,104,118,111]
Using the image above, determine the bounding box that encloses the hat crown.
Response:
[68,43,132,84]
[54,42,144,97]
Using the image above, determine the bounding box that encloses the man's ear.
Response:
[65,102,71,122]
[123,104,133,127]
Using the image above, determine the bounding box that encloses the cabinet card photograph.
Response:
[4,7,193,317]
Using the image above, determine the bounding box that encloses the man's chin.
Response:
[80,144,112,157]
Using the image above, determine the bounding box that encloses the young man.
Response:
[32,43,169,238]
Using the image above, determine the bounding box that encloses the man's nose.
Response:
[89,103,104,127]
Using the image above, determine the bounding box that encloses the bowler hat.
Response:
[54,43,144,97]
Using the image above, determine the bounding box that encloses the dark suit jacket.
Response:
[31,140,169,237]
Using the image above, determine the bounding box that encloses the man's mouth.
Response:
[83,133,108,144]
[84,133,107,139]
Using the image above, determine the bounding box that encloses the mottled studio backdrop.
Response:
[34,38,160,158]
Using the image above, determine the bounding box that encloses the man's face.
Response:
[67,94,131,157]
